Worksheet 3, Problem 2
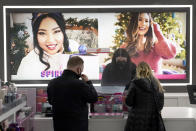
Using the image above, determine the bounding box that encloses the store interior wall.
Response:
[0,0,195,92]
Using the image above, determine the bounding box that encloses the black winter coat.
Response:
[101,62,136,86]
[124,78,164,131]
[47,70,98,131]
[101,48,136,86]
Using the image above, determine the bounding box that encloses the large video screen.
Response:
[4,6,192,85]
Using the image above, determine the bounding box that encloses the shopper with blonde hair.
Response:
[124,61,165,131]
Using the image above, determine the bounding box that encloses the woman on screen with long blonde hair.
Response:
[121,12,177,74]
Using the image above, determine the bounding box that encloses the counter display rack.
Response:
[90,86,126,119]
[18,111,34,131]
[0,95,27,122]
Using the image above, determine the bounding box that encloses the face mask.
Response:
[76,74,81,79]
[116,61,127,70]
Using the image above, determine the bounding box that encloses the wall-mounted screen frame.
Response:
[3,5,193,87]
[187,85,196,104]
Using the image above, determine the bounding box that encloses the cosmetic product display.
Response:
[90,86,126,118]
[93,93,123,113]
[0,80,31,131]
[90,93,124,119]
[0,82,18,105]
[36,89,48,113]
[6,123,25,131]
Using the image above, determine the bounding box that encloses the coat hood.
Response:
[133,78,152,92]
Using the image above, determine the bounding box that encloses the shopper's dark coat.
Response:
[124,78,164,131]
[47,70,98,131]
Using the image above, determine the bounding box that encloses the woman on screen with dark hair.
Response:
[120,12,177,74]
[124,61,165,131]
[17,13,70,79]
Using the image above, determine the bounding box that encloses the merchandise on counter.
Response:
[93,93,123,113]
[90,86,126,118]
[6,123,24,131]
[16,106,33,122]
[0,82,19,105]
[41,102,52,117]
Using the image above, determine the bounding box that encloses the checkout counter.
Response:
[33,91,196,131]
[33,107,196,131]
[33,85,196,131]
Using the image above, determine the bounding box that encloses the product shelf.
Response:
[0,96,27,122]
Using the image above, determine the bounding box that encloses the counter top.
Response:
[164,93,188,97]
[34,107,196,120]
[33,107,196,131]
[162,107,196,119]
